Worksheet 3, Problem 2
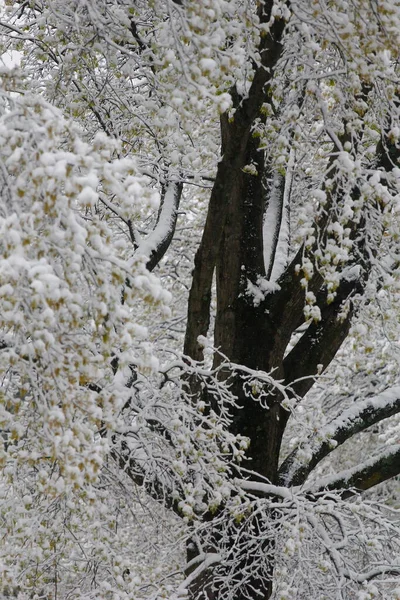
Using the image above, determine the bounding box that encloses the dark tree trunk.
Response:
[183,69,287,600]
[182,6,293,598]
[182,4,366,599]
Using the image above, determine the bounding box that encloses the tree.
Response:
[0,1,399,599]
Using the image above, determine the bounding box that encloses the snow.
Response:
[263,173,285,279]
[235,478,293,500]
[1,1,400,598]
[199,58,218,74]
[246,277,281,306]
[341,264,361,282]
[282,385,400,486]
[173,553,222,599]
[319,385,400,442]
[310,443,400,493]
[77,185,98,207]
[136,181,180,262]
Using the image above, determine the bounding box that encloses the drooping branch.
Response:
[109,441,181,515]
[135,180,183,272]
[306,512,400,585]
[279,386,400,486]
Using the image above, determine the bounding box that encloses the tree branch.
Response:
[109,441,181,514]
[264,170,290,281]
[135,180,183,272]
[279,386,400,486]
[282,274,362,400]
[184,8,288,363]
[310,444,400,497]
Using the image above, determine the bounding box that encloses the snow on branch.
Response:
[279,386,400,487]
[234,478,294,500]
[136,180,183,272]
[306,513,400,585]
[263,169,292,282]
[310,443,400,496]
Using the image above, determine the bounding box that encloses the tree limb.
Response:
[281,274,362,400]
[135,180,183,272]
[279,386,400,486]
[184,7,288,363]
[264,171,290,281]
[310,444,400,497]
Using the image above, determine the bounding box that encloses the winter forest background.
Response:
[0,1,399,599]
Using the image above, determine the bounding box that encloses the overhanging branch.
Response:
[109,442,181,514]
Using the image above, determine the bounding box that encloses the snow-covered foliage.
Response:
[0,84,245,598]
[0,1,399,599]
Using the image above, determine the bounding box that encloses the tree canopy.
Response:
[0,1,399,599]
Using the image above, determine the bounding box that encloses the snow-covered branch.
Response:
[136,180,183,272]
[234,478,294,500]
[279,386,400,486]
[264,149,295,281]
[310,443,400,496]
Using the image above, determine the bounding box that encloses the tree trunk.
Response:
[183,8,301,598]
[184,102,285,600]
